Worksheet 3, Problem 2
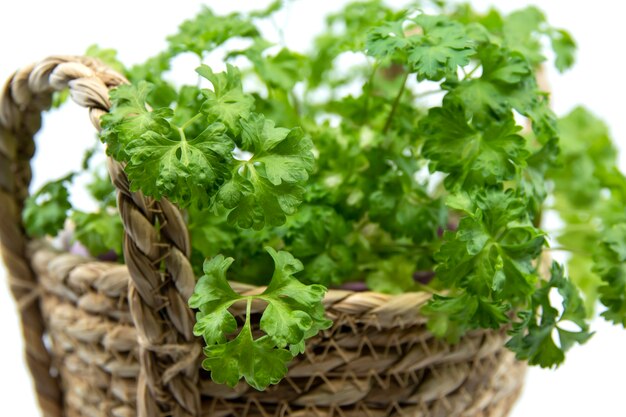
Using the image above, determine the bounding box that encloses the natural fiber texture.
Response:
[0,56,526,417]
[0,56,199,417]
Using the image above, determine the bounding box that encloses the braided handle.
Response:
[0,56,201,417]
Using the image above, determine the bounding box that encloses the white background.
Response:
[1,0,625,415]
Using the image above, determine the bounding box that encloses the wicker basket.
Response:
[0,56,526,417]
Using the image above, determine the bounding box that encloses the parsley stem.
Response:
[177,127,186,142]
[363,61,379,120]
[383,71,409,134]
[180,113,203,131]
[245,297,252,327]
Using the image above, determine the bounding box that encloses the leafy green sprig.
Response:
[23,149,123,259]
[190,247,331,390]
[100,64,314,229]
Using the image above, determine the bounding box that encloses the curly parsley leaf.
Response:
[72,210,124,258]
[190,248,331,390]
[420,100,529,190]
[126,53,177,108]
[499,6,547,66]
[503,7,576,72]
[23,174,74,238]
[507,262,592,367]
[85,44,126,74]
[366,20,410,59]
[369,171,447,243]
[229,39,309,91]
[217,114,314,229]
[308,0,397,87]
[451,5,576,73]
[189,255,242,344]
[442,42,557,142]
[203,329,293,390]
[100,82,173,160]
[549,29,576,73]
[593,224,626,326]
[262,249,332,335]
[365,256,418,294]
[423,292,509,342]
[443,45,533,117]
[101,81,239,208]
[442,189,543,296]
[547,107,626,316]
[283,205,356,286]
[424,189,544,338]
[125,123,234,207]
[167,7,258,57]
[406,15,475,81]
[366,14,475,81]
[197,64,254,135]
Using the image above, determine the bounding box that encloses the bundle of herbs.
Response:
[24,0,626,390]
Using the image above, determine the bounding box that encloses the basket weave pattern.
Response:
[0,56,525,417]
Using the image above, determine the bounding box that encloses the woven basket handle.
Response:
[0,56,201,417]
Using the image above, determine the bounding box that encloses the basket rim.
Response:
[30,239,438,328]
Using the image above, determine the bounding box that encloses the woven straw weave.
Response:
[0,56,526,417]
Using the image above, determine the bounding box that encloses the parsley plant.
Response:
[23,0,626,389]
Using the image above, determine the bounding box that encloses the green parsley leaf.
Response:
[419,100,529,189]
[23,174,73,238]
[190,248,331,390]
[433,189,543,301]
[369,171,447,243]
[506,262,592,367]
[593,224,626,326]
[549,29,576,72]
[217,114,314,229]
[167,7,258,57]
[85,44,126,74]
[500,6,547,66]
[197,64,255,135]
[407,15,475,81]
[260,248,332,349]
[547,107,626,317]
[125,123,233,207]
[100,82,173,161]
[190,255,242,345]
[423,292,509,340]
[126,53,177,108]
[309,0,396,87]
[101,81,239,208]
[365,20,410,60]
[230,39,309,91]
[366,14,475,81]
[86,168,118,209]
[365,256,417,294]
[203,330,293,391]
[443,45,533,118]
[72,210,124,258]
[283,205,356,286]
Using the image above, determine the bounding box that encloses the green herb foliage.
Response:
[189,248,331,389]
[23,148,123,259]
[23,174,74,238]
[22,0,626,390]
